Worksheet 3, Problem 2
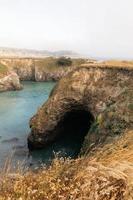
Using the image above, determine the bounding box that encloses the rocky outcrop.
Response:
[0,72,23,92]
[34,66,73,81]
[0,59,35,81]
[28,66,133,151]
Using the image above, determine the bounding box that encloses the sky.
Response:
[0,0,133,58]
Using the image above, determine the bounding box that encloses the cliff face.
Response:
[0,58,82,81]
[0,72,23,92]
[0,58,86,93]
[0,59,35,81]
[34,59,73,81]
[28,66,133,152]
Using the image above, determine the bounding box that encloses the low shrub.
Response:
[56,57,72,66]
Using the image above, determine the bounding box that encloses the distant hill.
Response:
[0,47,80,58]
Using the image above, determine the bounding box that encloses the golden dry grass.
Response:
[0,58,133,199]
[93,130,133,165]
[0,63,8,78]
[0,130,133,199]
[81,60,133,70]
[0,158,127,200]
[35,57,86,72]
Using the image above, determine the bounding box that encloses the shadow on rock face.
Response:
[28,107,94,159]
[52,109,94,156]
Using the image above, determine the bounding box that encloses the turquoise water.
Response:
[0,81,82,168]
[0,82,56,167]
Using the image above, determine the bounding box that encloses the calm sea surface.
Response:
[0,81,80,168]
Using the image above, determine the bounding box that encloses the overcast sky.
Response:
[0,0,133,58]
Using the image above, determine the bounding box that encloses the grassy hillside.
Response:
[35,57,86,72]
[81,60,133,70]
[0,63,8,78]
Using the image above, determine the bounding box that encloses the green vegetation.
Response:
[72,58,86,66]
[35,57,59,72]
[35,57,86,72]
[128,103,133,111]
[0,63,8,78]
[56,57,72,66]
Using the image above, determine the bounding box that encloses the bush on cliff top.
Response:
[56,57,72,66]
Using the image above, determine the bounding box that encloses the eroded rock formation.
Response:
[0,72,23,92]
[28,66,133,152]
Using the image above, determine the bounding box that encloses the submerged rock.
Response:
[28,66,133,153]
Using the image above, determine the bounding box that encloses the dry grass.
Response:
[0,130,133,199]
[35,57,63,72]
[0,58,133,199]
[81,60,133,70]
[0,63,8,78]
[0,157,128,200]
[35,58,86,72]
[93,130,133,165]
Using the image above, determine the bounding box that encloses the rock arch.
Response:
[28,67,133,153]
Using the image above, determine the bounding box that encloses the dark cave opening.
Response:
[29,109,95,166]
[53,109,94,157]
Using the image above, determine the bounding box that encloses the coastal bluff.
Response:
[0,57,85,92]
[0,58,85,82]
[28,66,133,154]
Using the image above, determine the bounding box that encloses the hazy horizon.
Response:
[0,0,133,59]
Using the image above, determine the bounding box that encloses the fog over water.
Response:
[0,0,133,58]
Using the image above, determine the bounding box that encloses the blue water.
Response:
[0,81,81,168]
[0,81,56,167]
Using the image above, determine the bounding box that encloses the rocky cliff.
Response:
[0,65,133,199]
[0,58,35,81]
[28,66,133,154]
[0,58,84,81]
[0,72,23,92]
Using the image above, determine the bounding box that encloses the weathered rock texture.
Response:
[0,58,82,81]
[0,72,23,92]
[1,58,36,81]
[28,66,133,151]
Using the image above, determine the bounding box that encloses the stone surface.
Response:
[28,66,133,151]
[0,72,23,92]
